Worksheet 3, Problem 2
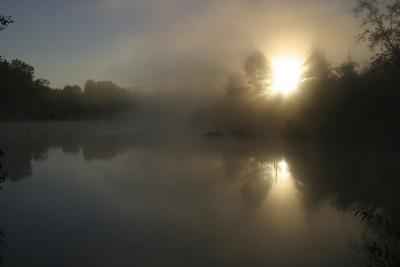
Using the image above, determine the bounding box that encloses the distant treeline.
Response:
[201,0,400,143]
[0,57,135,120]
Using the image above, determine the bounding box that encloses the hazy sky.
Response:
[0,0,369,90]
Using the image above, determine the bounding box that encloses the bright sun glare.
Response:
[272,57,303,95]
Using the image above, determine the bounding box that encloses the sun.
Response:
[271,57,303,95]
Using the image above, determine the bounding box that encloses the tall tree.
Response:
[303,50,332,81]
[353,0,400,64]
[244,52,271,94]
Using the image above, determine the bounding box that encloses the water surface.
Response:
[0,122,398,267]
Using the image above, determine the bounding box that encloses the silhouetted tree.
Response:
[9,59,34,79]
[84,80,134,118]
[225,73,247,98]
[303,50,332,81]
[208,51,288,137]
[63,85,82,95]
[244,52,271,94]
[354,0,400,64]
[0,15,13,31]
[336,61,359,81]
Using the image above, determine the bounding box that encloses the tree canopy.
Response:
[0,15,13,31]
[354,0,400,64]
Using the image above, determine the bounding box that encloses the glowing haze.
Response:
[272,57,303,95]
[0,0,369,93]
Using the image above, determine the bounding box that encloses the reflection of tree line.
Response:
[240,159,273,206]
[0,123,144,264]
[285,143,400,220]
[0,123,138,182]
[1,124,389,218]
[206,138,400,223]
[213,139,400,218]
[286,142,400,266]
[2,123,399,219]
[353,207,400,267]
[0,150,7,265]
[214,139,400,266]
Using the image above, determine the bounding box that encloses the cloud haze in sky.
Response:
[0,0,369,94]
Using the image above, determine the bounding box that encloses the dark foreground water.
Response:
[0,122,399,267]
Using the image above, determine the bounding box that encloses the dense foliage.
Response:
[0,15,13,31]
[0,58,135,120]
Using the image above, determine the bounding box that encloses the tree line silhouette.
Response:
[0,14,136,120]
[202,0,400,144]
[0,58,136,120]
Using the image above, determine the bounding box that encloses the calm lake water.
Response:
[0,122,398,267]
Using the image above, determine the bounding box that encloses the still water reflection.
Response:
[0,122,398,266]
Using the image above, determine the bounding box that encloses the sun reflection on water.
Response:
[240,158,297,207]
[241,158,307,235]
[264,159,299,204]
[277,159,290,178]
